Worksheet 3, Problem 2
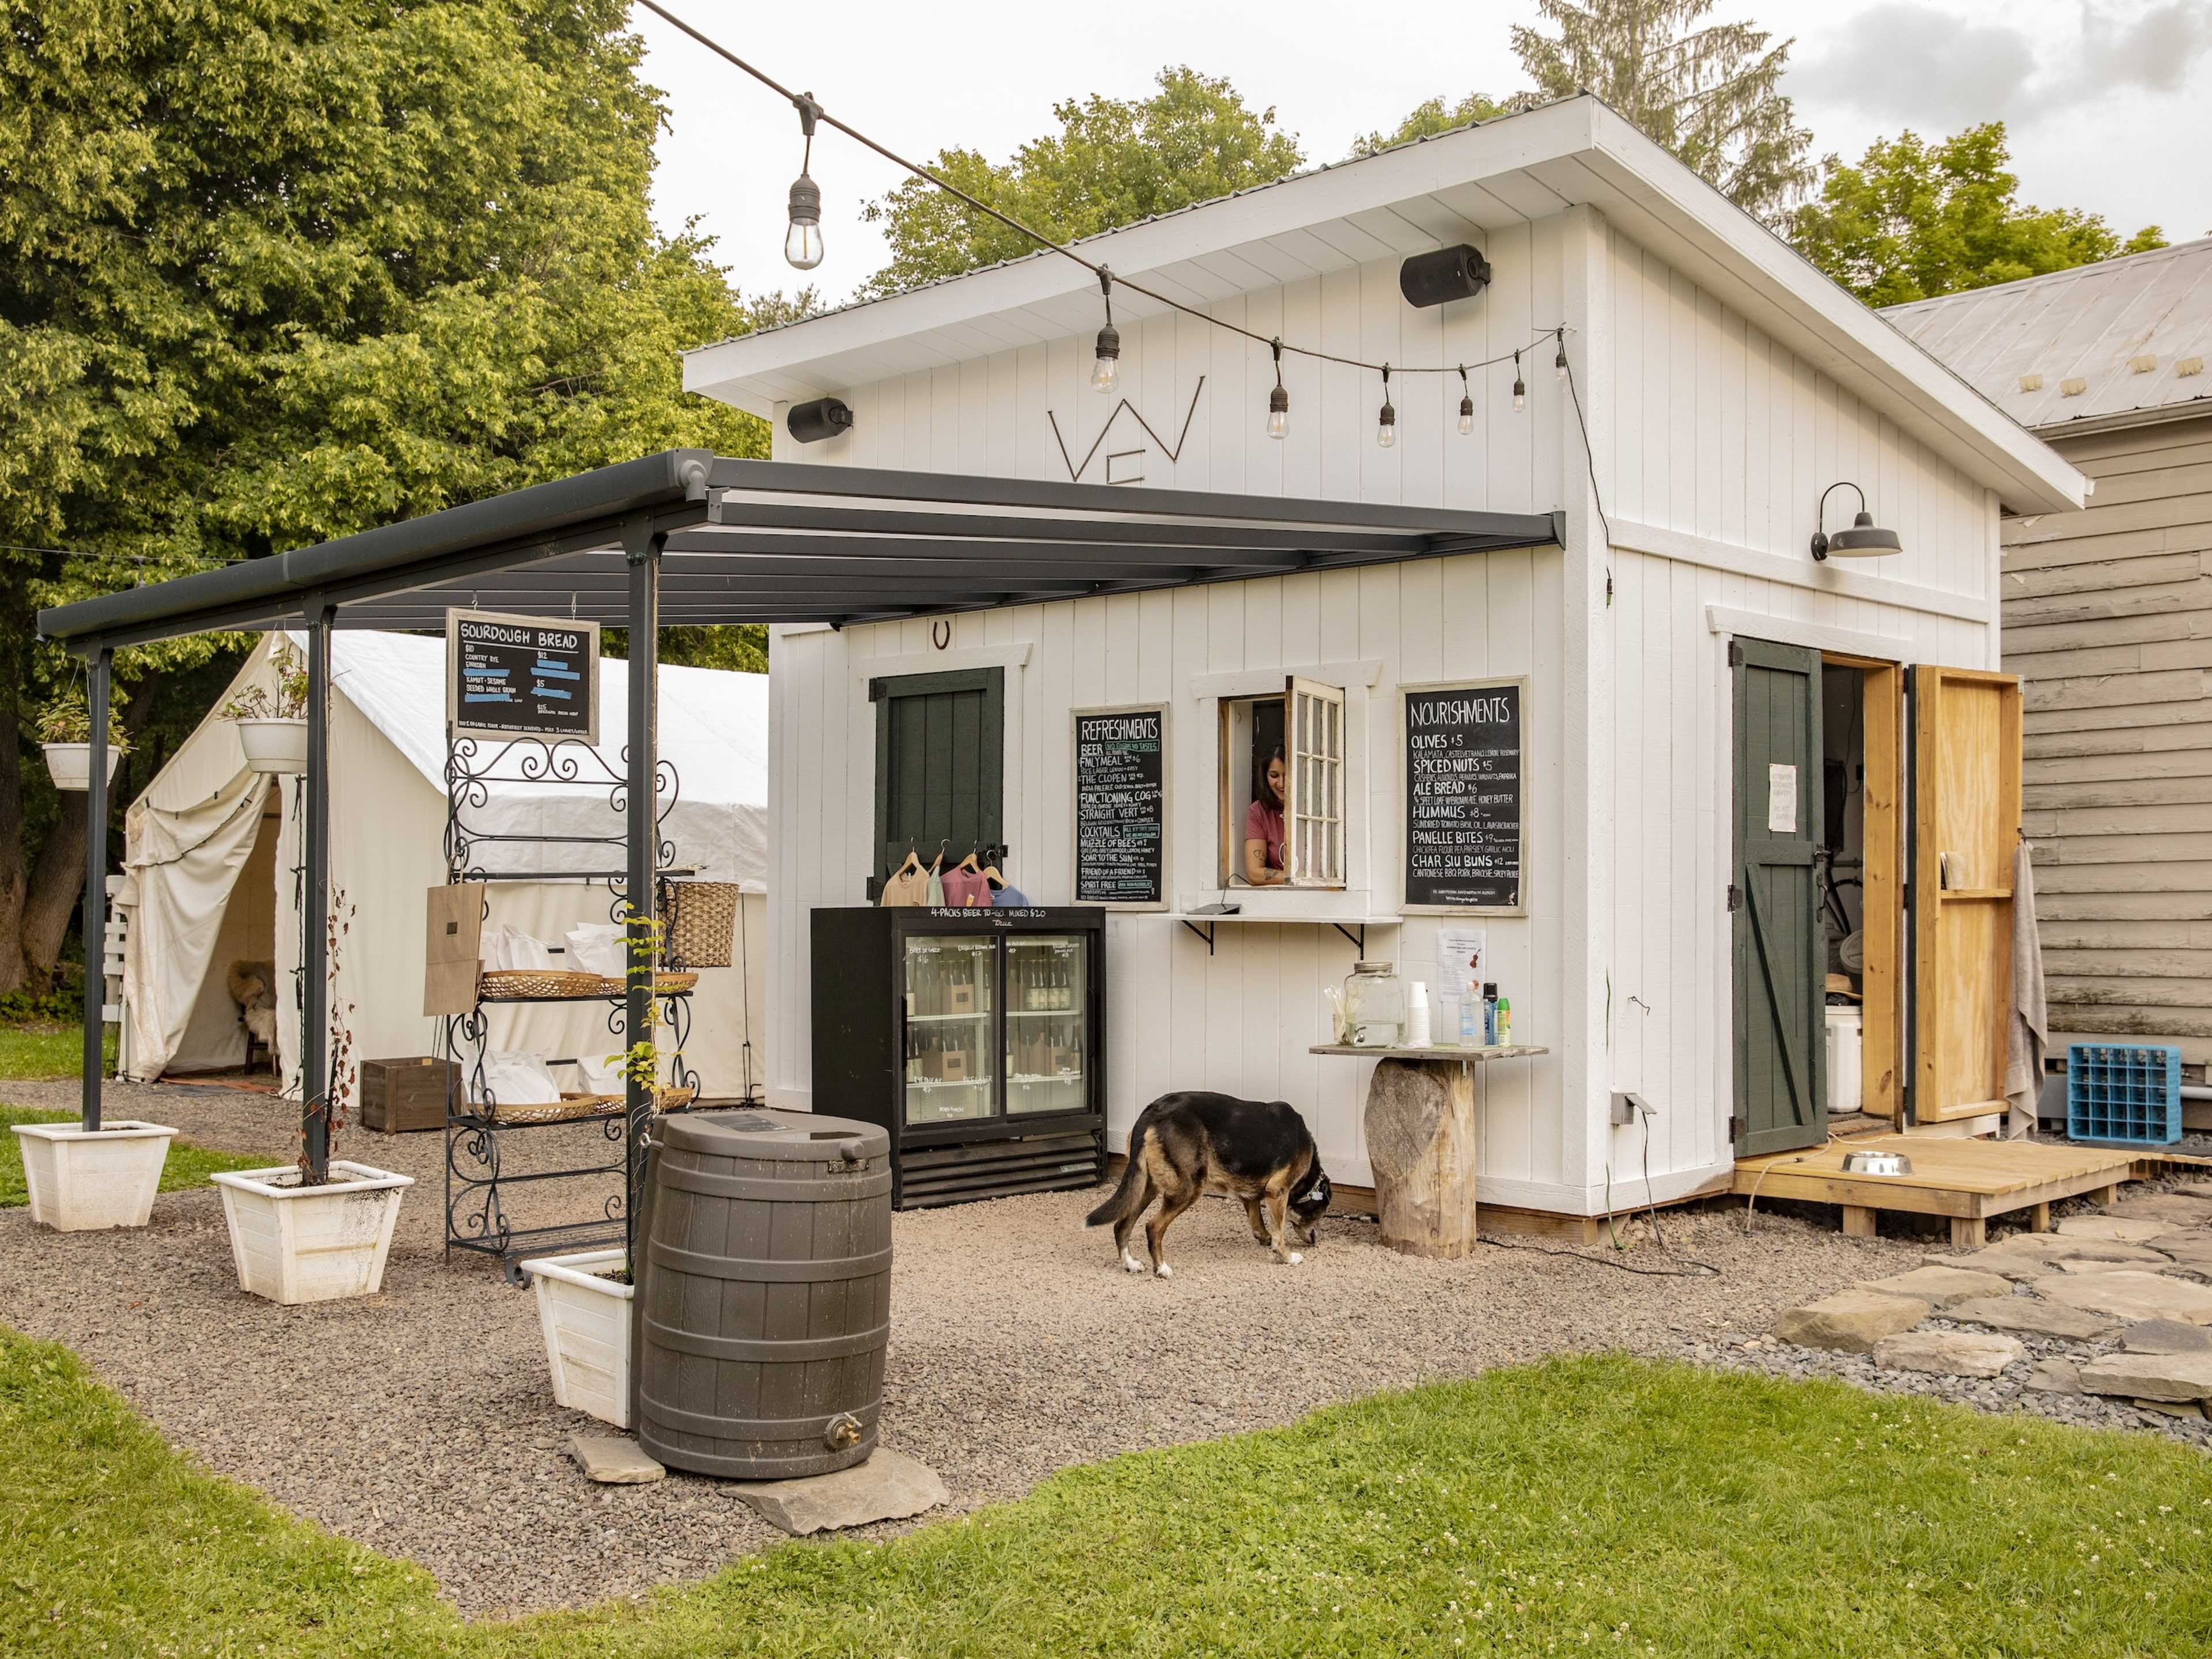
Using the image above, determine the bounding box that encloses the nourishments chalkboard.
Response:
[1073,706,1166,906]
[446,609,601,744]
[1403,679,1525,911]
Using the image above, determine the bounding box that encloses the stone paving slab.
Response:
[2104,1192,2212,1225]
[1858,1265,2015,1308]
[2056,1216,2175,1244]
[2037,1271,2212,1325]
[2122,1320,2212,1355]
[1943,1296,2120,1340]
[1773,1290,1931,1354]
[2077,1351,2212,1404]
[1872,1330,2023,1378]
[570,1434,666,1485]
[722,1448,946,1536]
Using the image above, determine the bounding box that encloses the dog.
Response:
[1086,1092,1332,1278]
[226,959,279,1055]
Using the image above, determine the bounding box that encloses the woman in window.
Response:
[1244,744,1289,885]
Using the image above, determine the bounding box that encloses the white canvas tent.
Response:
[116,631,769,1103]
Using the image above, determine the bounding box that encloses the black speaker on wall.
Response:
[787,396,855,444]
[1399,245,1491,309]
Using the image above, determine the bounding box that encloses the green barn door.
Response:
[1730,639,1826,1157]
[869,668,1005,897]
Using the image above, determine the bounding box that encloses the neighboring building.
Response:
[684,96,2084,1224]
[1889,239,2212,1077]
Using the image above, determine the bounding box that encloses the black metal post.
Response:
[624,525,662,1265]
[302,603,334,1180]
[80,646,111,1130]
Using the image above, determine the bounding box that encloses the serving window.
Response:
[1218,676,1345,889]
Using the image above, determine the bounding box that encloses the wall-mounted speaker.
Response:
[787,396,855,444]
[1399,245,1492,309]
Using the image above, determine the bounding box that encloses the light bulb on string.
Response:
[783,93,824,271]
[1376,365,1396,449]
[1554,329,1569,384]
[1512,350,1527,414]
[1266,338,1289,440]
[1091,268,1120,394]
[1457,365,1474,436]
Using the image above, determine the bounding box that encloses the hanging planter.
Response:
[34,688,129,793]
[210,1161,413,1305]
[12,1120,177,1231]
[233,717,310,775]
[40,744,122,793]
[521,1249,634,1427]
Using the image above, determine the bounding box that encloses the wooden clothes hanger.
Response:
[892,843,921,878]
[979,842,1005,886]
[957,846,981,873]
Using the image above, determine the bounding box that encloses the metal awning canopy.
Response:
[38,450,1560,648]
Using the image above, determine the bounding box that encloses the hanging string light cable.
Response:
[1091,268,1120,393]
[1456,365,1474,435]
[783,92,824,271]
[635,0,1569,396]
[1267,338,1289,439]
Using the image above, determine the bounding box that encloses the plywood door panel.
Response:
[1911,667,2022,1123]
[1827,656,1903,1119]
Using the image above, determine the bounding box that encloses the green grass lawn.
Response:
[3,1331,2209,1658]
[0,1021,118,1081]
[0,1106,270,1206]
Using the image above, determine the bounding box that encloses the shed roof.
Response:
[684,94,2087,514]
[1884,237,2212,437]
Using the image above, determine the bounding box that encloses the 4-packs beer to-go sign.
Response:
[1402,678,1527,913]
[445,609,601,744]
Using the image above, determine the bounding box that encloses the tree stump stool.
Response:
[1362,1058,1478,1259]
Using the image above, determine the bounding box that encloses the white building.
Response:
[684,96,2085,1224]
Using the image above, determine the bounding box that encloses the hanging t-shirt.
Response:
[941,866,992,907]
[989,883,1031,907]
[923,865,945,906]
[880,864,929,907]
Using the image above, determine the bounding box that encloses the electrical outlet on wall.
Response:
[1610,1092,1653,1127]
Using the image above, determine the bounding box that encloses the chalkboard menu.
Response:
[1403,679,1526,912]
[1072,705,1167,907]
[445,609,601,744]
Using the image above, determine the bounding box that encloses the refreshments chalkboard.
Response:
[1073,705,1167,907]
[1403,679,1526,912]
[445,609,601,744]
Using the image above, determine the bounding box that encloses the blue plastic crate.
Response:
[2065,1043,2181,1147]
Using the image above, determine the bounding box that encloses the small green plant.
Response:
[33,688,130,753]
[219,643,309,721]
[602,904,681,1091]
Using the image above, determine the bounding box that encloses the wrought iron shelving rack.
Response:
[439,731,698,1281]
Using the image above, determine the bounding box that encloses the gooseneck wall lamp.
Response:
[1810,482,1903,562]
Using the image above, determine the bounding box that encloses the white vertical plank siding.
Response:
[757,212,2004,1211]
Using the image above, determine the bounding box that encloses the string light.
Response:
[1457,366,1475,435]
[1091,268,1120,394]
[1554,328,1569,383]
[639,1,1576,443]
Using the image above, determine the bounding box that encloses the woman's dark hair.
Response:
[1255,741,1286,806]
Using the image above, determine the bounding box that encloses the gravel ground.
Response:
[0,1077,2196,1618]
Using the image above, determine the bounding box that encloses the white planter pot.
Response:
[210,1161,413,1305]
[41,744,121,793]
[232,717,309,775]
[521,1248,633,1428]
[11,1120,176,1230]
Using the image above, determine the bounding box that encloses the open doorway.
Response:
[168,793,283,1078]
[1818,656,1902,1123]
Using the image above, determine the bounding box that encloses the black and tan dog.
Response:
[1086,1092,1332,1278]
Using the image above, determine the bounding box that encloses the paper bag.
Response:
[423,883,486,1016]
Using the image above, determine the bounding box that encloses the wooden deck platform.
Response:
[1732,1134,2138,1248]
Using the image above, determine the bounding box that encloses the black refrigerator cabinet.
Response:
[810,906,1107,1209]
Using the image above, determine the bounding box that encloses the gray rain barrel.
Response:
[636,1108,892,1479]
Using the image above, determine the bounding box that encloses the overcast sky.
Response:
[634,0,2212,310]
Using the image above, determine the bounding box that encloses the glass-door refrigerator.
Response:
[810,906,1107,1208]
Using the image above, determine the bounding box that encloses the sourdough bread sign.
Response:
[1403,678,1527,913]
[445,609,601,744]
[1072,704,1167,907]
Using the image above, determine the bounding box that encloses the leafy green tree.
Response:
[1512,0,1813,222]
[1350,93,1516,159]
[1791,124,2166,306]
[862,67,1305,296]
[0,0,770,1001]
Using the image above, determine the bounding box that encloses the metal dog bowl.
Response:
[1840,1148,1912,1177]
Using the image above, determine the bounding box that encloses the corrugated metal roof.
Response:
[1884,237,2212,433]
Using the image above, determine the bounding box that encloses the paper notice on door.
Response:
[1766,763,1798,834]
[1437,927,1488,1002]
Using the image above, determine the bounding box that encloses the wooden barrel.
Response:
[636,1108,892,1479]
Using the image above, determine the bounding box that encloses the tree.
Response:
[1791,124,2166,308]
[862,67,1305,297]
[1511,0,1813,222]
[0,1,771,1002]
[1349,93,1515,159]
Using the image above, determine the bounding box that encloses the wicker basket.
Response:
[662,881,740,969]
[475,1086,696,1126]
[478,968,700,1001]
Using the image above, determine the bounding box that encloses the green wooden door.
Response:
[870,668,1005,897]
[1731,639,1826,1157]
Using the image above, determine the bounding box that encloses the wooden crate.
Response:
[360,1058,458,1134]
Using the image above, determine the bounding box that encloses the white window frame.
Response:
[1285,676,1346,888]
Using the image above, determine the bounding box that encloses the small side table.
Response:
[1309,1043,1550,1259]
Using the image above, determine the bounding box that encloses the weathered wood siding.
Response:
[2011,412,2212,1065]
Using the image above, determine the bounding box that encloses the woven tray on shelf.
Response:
[477,968,700,1001]
[473,1086,697,1126]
